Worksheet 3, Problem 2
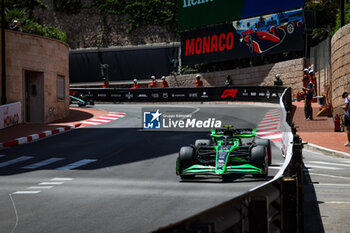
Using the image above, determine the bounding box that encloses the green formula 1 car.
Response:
[176,126,271,179]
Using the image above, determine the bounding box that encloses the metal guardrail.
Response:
[150,87,305,233]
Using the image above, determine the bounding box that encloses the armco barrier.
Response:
[151,87,304,233]
[70,86,286,103]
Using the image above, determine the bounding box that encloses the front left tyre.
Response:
[178,146,195,179]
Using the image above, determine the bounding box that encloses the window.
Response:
[57,75,65,100]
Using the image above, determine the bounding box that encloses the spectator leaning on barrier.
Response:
[195,74,203,87]
[302,76,314,120]
[132,79,139,89]
[150,76,157,88]
[342,92,350,146]
[225,75,232,86]
[273,74,283,86]
[161,76,169,88]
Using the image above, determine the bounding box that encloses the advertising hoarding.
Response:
[0,102,22,129]
[178,0,304,31]
[181,8,304,65]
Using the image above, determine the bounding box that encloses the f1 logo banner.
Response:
[221,89,238,98]
[181,8,304,65]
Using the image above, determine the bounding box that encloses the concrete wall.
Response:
[168,58,305,97]
[0,30,69,123]
[331,23,350,116]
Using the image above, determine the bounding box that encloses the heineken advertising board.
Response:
[178,0,304,31]
[181,8,304,65]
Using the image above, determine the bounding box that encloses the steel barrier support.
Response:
[249,197,268,233]
[281,177,298,233]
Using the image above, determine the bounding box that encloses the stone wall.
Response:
[34,0,178,49]
[331,23,350,116]
[0,30,69,123]
[167,58,305,97]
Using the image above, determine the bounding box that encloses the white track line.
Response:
[51,178,73,181]
[39,182,64,185]
[304,164,343,170]
[27,186,53,189]
[56,159,97,170]
[0,156,33,168]
[22,158,64,169]
[13,191,41,194]
[308,161,350,168]
[309,173,350,180]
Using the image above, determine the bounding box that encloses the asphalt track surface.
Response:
[0,103,291,233]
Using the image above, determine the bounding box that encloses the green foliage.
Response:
[53,0,83,14]
[4,8,67,42]
[5,0,48,18]
[52,0,177,34]
[333,2,350,34]
[306,0,338,44]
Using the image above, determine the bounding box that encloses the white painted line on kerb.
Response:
[51,178,73,181]
[258,122,278,127]
[260,119,280,124]
[88,119,110,123]
[56,159,97,170]
[258,134,282,140]
[28,186,53,189]
[98,116,118,120]
[80,121,101,125]
[257,126,278,131]
[107,114,124,117]
[0,156,33,168]
[109,112,126,115]
[13,191,41,194]
[39,182,64,185]
[265,112,280,116]
[22,158,64,169]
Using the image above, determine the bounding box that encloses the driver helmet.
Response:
[151,76,155,79]
[275,74,280,79]
[161,76,166,80]
[133,79,137,82]
[303,68,309,74]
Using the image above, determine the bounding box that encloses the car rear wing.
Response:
[210,128,257,138]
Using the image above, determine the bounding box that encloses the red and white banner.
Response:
[0,102,22,129]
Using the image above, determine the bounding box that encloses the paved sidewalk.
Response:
[0,107,109,147]
[292,102,350,157]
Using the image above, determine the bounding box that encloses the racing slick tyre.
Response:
[179,146,195,179]
[255,139,272,166]
[286,22,295,34]
[195,139,211,148]
[78,102,86,107]
[250,145,268,178]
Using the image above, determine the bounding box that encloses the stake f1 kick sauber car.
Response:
[176,126,271,179]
